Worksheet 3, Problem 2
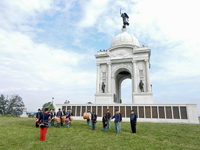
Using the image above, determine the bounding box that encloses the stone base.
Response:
[95,93,115,104]
[132,92,153,104]
[20,113,28,117]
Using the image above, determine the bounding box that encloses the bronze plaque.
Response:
[109,106,113,117]
[180,107,187,119]
[132,106,138,117]
[98,106,102,117]
[159,106,165,118]
[145,106,151,118]
[166,107,172,119]
[103,106,107,114]
[139,106,144,118]
[76,106,80,116]
[92,106,96,113]
[173,106,180,119]
[82,106,86,115]
[72,106,75,116]
[120,106,125,117]
[152,106,158,118]
[126,106,131,117]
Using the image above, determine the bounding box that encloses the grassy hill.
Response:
[0,116,199,150]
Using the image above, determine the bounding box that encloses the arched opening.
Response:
[121,79,132,104]
[114,70,132,103]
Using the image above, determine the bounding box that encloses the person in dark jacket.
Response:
[87,109,91,126]
[69,108,73,126]
[111,110,120,134]
[51,109,56,126]
[61,108,65,126]
[39,107,50,141]
[56,108,62,128]
[91,111,97,130]
[102,113,107,131]
[106,109,111,129]
[130,110,137,134]
[36,109,41,128]
[119,111,122,131]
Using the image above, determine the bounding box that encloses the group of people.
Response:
[64,100,70,104]
[86,108,137,134]
[36,108,73,141]
[36,107,137,141]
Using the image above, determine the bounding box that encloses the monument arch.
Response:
[95,28,153,104]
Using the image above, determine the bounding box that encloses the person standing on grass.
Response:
[119,111,122,131]
[51,109,56,126]
[69,108,73,126]
[91,111,97,130]
[56,108,62,128]
[65,114,70,128]
[39,107,50,141]
[36,109,41,128]
[106,109,111,129]
[87,108,92,126]
[61,108,65,126]
[111,110,120,134]
[102,113,107,131]
[130,110,137,134]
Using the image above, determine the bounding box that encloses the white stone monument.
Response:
[95,28,153,104]
[20,107,28,117]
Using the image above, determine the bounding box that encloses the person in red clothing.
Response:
[39,107,50,141]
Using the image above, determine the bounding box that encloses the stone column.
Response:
[107,63,112,93]
[145,60,151,92]
[132,61,138,93]
[96,64,100,93]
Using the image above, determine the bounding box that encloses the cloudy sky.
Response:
[0,0,200,115]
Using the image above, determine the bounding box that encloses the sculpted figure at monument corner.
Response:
[102,82,105,93]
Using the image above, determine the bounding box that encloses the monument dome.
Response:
[110,28,140,49]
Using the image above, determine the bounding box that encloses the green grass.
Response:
[0,116,200,150]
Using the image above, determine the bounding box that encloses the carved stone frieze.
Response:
[110,49,132,59]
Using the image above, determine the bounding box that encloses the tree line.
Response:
[0,94,24,115]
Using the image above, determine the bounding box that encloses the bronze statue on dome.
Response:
[120,9,129,28]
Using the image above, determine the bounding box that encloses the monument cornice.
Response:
[108,44,138,51]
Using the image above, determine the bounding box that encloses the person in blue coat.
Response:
[130,110,137,134]
[111,110,120,134]
[39,107,50,141]
[36,109,41,128]
[87,108,91,126]
[56,108,62,128]
[61,108,65,126]
[106,109,111,129]
[91,111,97,130]
[119,111,122,131]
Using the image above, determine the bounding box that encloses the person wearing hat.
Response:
[39,107,50,141]
[118,110,122,132]
[69,108,73,126]
[61,108,66,126]
[102,113,107,131]
[87,108,91,126]
[56,108,62,128]
[130,110,137,134]
[51,109,56,126]
[106,109,111,129]
[111,110,120,134]
[36,109,41,128]
[91,111,97,130]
